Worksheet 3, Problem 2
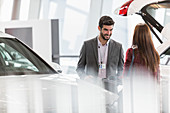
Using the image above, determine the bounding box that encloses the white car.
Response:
[0,32,118,113]
[115,0,170,112]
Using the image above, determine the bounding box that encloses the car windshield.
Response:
[0,38,56,75]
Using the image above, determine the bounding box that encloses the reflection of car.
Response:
[115,0,170,112]
[0,32,118,113]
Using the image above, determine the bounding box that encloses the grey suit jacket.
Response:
[76,37,124,79]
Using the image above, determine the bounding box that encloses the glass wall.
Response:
[39,0,92,74]
[0,0,131,74]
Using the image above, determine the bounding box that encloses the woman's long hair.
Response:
[132,23,160,73]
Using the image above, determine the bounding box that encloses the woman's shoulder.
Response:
[125,48,133,60]
[126,47,139,54]
[127,48,133,51]
[126,48,133,54]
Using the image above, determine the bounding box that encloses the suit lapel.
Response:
[92,37,98,65]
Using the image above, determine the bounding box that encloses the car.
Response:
[0,31,119,113]
[115,0,170,113]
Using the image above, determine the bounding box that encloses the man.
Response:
[76,15,124,113]
[76,15,124,80]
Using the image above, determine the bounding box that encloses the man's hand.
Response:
[84,75,94,80]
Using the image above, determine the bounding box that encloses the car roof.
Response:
[0,31,15,39]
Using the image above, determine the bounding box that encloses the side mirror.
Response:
[50,62,62,73]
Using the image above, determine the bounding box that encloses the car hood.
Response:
[0,74,119,112]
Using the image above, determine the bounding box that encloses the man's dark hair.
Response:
[99,16,115,28]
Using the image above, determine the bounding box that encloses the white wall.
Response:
[0,19,53,62]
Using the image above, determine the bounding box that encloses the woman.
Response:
[123,23,160,80]
[123,23,160,113]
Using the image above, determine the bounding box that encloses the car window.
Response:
[0,43,39,72]
[0,38,56,75]
[160,47,170,65]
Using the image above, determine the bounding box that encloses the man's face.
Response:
[100,25,113,40]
